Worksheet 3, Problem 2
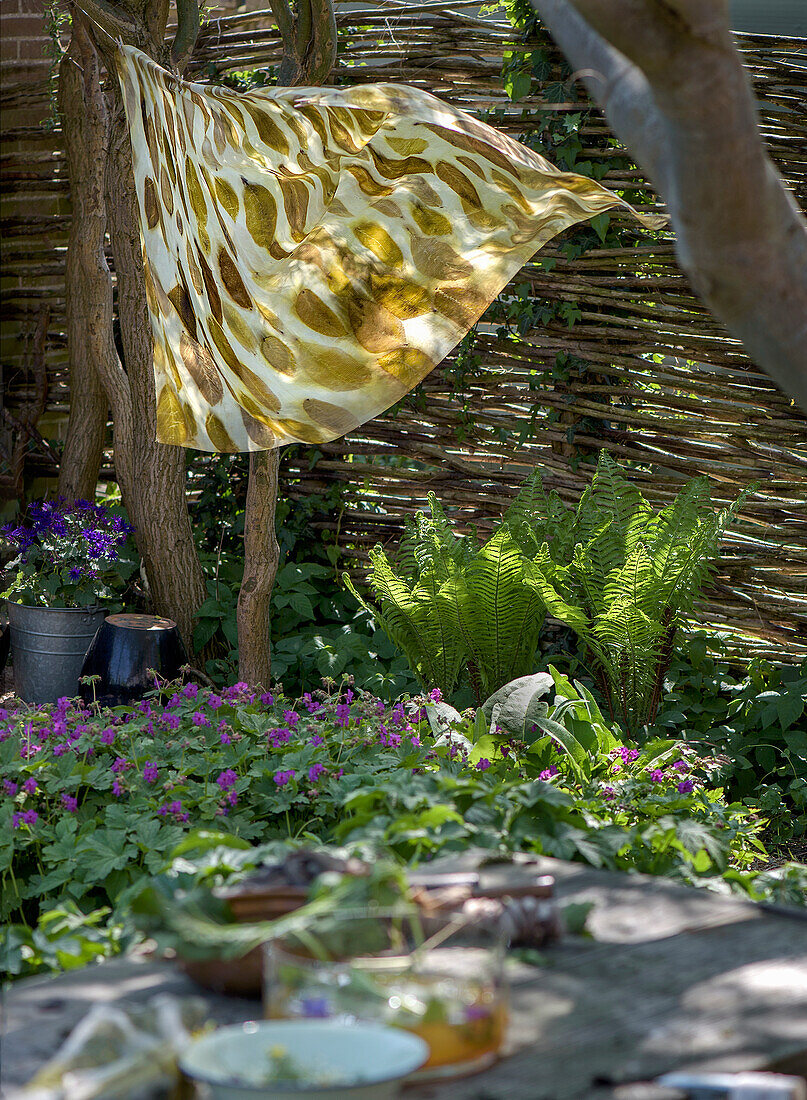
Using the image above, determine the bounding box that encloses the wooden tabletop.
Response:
[3,855,807,1100]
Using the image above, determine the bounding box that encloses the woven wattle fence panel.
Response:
[2,1,806,657]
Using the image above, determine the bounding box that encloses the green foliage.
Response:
[654,635,807,839]
[0,673,782,977]
[1,497,139,610]
[517,454,751,736]
[345,490,547,701]
[186,453,416,698]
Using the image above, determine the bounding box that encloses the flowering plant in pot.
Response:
[1,499,138,703]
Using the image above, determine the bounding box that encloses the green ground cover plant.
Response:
[2,674,794,978]
[654,634,807,840]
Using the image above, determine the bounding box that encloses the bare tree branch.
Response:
[531,0,807,410]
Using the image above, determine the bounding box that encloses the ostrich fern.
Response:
[518,454,751,735]
[344,491,546,701]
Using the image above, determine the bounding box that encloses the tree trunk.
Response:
[104,104,206,646]
[56,17,110,502]
[236,0,337,684]
[237,450,281,685]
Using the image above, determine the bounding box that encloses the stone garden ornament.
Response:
[117,46,662,452]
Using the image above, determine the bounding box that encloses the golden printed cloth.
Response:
[117,46,661,452]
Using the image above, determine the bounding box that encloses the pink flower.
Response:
[539,765,559,781]
[428,687,443,703]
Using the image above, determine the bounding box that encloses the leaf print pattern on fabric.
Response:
[116,45,664,452]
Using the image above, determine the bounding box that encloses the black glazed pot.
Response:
[79,613,188,707]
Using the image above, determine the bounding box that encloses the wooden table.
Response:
[3,855,807,1100]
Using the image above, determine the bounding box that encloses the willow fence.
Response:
[1,2,806,658]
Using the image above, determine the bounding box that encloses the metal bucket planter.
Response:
[6,603,106,704]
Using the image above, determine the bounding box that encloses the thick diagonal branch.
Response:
[532,0,807,410]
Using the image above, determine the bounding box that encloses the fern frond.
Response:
[443,524,545,698]
[505,471,575,561]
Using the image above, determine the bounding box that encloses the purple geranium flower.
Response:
[217,769,238,791]
[12,809,38,828]
[475,758,491,771]
[308,763,326,783]
[677,779,695,794]
[273,769,295,787]
[61,794,79,813]
[143,761,159,784]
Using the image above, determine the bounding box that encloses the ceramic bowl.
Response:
[179,1019,429,1100]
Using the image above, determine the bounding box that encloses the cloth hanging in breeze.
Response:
[116,46,663,452]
